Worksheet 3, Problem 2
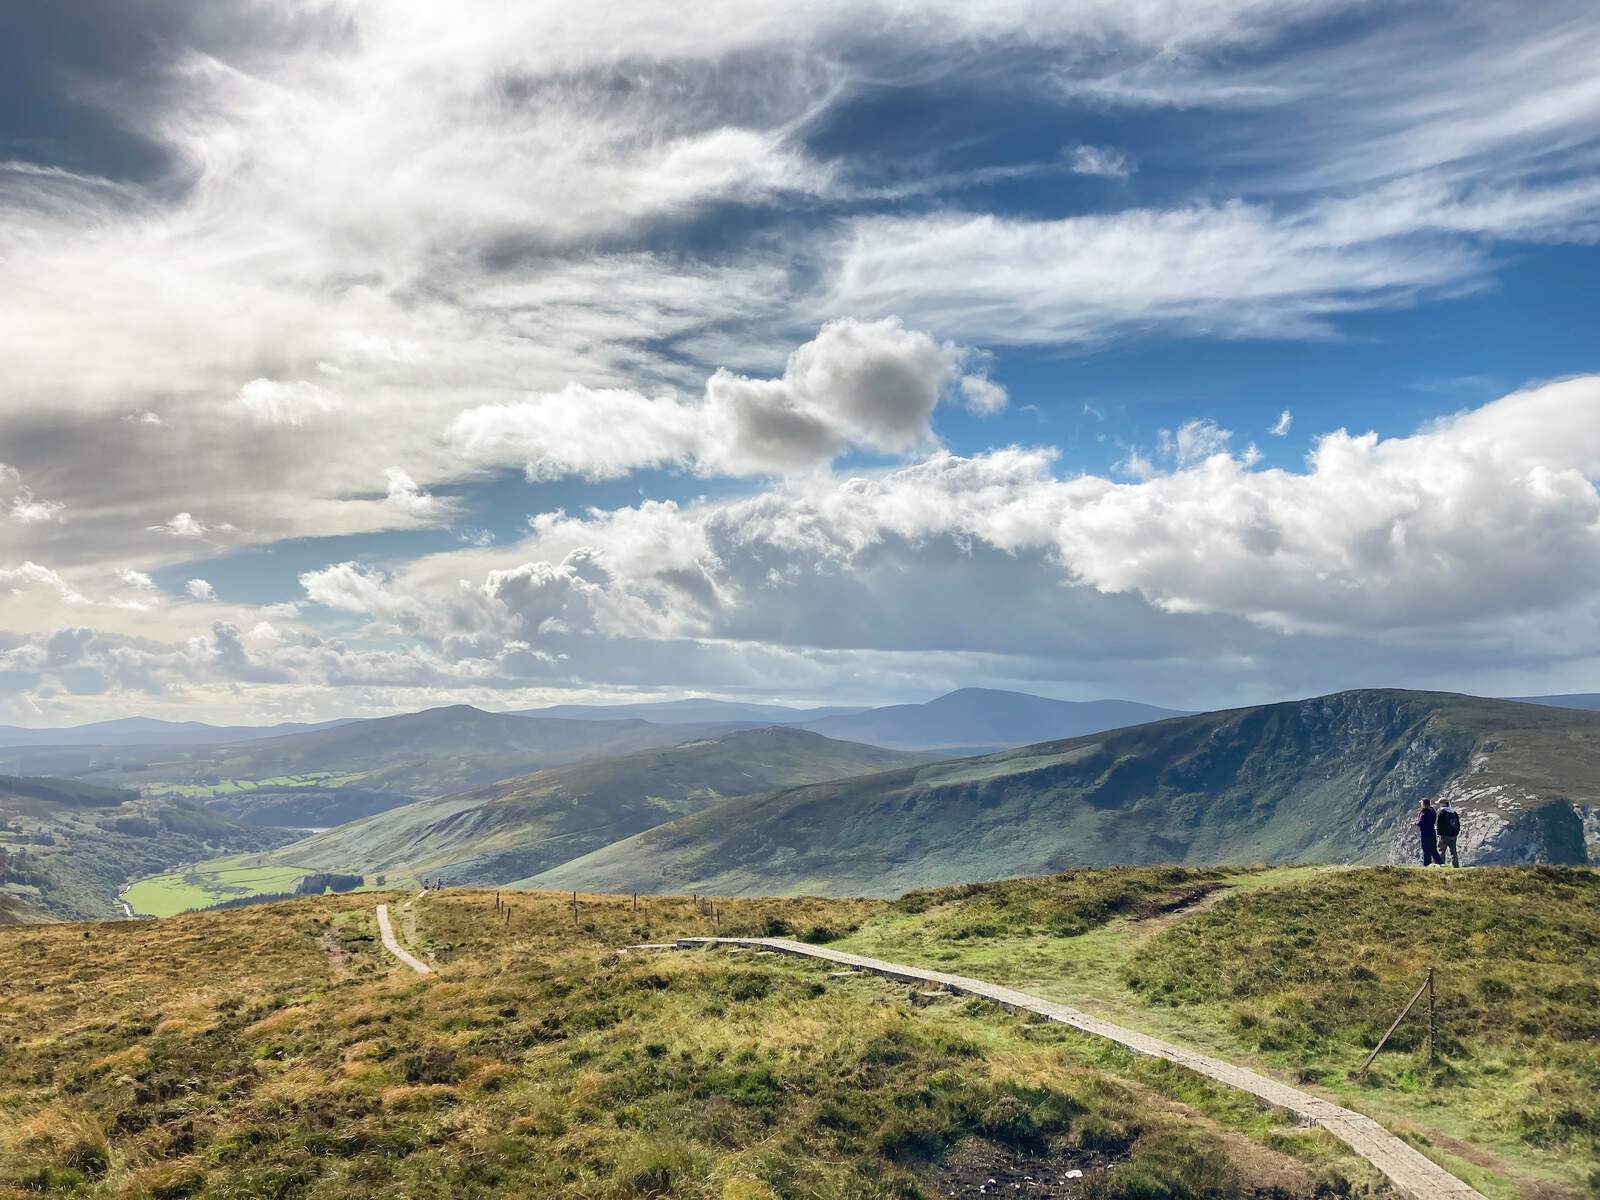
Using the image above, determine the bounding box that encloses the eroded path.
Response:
[659,936,1486,1200]
[374,901,432,975]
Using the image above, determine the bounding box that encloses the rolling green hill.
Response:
[230,727,932,890]
[528,689,1600,897]
[105,705,753,822]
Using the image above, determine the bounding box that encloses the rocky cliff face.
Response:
[1384,747,1598,865]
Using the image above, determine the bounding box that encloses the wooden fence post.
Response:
[1426,967,1435,1065]
[1356,970,1434,1078]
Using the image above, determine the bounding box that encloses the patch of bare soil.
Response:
[926,1137,1118,1198]
[319,928,350,979]
[1129,882,1231,931]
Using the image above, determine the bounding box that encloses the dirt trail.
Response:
[655,936,1486,1200]
[374,902,432,975]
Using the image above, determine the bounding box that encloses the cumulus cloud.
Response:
[9,489,64,524]
[185,579,216,601]
[1,562,87,606]
[384,469,442,518]
[117,569,156,590]
[450,318,1005,479]
[5,376,1599,721]
[388,376,1600,655]
[0,465,65,524]
[1271,409,1293,436]
[234,379,339,426]
[150,513,209,537]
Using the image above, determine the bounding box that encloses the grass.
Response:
[138,774,366,799]
[120,866,320,917]
[838,865,1600,1200]
[0,888,1378,1199]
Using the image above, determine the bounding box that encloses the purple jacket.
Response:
[1417,808,1437,837]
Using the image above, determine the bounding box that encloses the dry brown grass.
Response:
[1,888,1378,1199]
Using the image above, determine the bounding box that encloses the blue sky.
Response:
[1,1,1599,723]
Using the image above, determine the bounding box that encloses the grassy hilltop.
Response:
[1,884,1381,1200]
[4,866,1597,1198]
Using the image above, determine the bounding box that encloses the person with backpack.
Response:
[1436,800,1462,867]
[1416,798,1442,866]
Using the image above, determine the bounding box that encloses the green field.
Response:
[120,865,313,916]
[138,772,365,798]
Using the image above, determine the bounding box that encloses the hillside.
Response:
[798,688,1186,752]
[211,727,933,892]
[0,775,290,921]
[0,884,1384,1200]
[530,689,1600,897]
[105,705,747,820]
[832,864,1599,1196]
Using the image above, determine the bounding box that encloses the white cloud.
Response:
[0,1,1599,720]
[185,579,216,601]
[234,379,340,426]
[450,318,1003,479]
[150,512,209,537]
[410,375,1600,653]
[384,468,441,518]
[117,569,156,590]
[1159,418,1234,466]
[1067,144,1134,178]
[820,168,1600,348]
[0,562,86,606]
[1270,409,1293,436]
[958,373,1009,415]
[9,488,64,523]
[1115,449,1158,481]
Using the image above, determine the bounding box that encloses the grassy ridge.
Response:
[0,890,1374,1199]
[526,690,1600,898]
[838,865,1600,1198]
[1124,868,1600,1164]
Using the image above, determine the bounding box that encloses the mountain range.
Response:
[527,690,1600,897]
[793,688,1185,751]
[0,715,353,749]
[239,726,931,887]
[509,699,869,725]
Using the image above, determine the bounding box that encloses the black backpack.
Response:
[1437,808,1460,838]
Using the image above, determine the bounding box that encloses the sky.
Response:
[2,0,1599,725]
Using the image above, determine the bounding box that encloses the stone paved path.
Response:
[662,936,1487,1200]
[375,902,432,975]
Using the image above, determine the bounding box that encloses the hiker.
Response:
[1436,800,1462,867]
[1416,798,1442,866]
